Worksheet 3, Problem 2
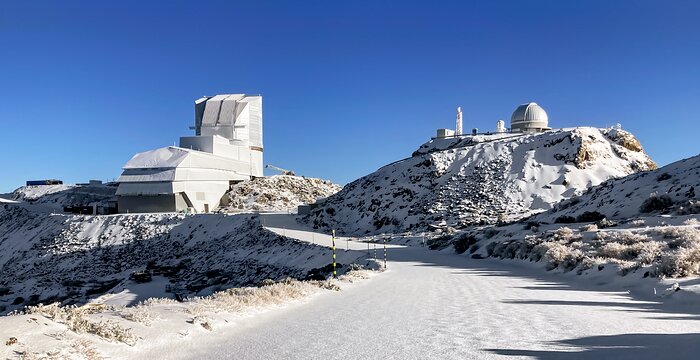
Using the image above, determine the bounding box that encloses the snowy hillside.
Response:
[0,205,369,315]
[11,184,116,209]
[306,127,656,235]
[534,153,700,223]
[219,175,341,213]
[434,154,699,280]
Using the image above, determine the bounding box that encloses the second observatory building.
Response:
[116,94,263,213]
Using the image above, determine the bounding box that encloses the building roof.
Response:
[511,102,549,127]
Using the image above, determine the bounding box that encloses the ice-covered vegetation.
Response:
[481,224,700,278]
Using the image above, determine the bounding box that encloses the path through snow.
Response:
[146,214,700,359]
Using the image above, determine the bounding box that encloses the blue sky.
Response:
[0,0,698,192]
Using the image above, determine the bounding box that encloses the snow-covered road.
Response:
[164,214,700,359]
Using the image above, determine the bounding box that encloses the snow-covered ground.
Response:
[2,128,698,359]
[306,127,656,236]
[0,207,371,315]
[5,214,700,359]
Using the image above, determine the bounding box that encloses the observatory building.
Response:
[116,94,263,213]
[435,102,551,138]
[510,102,550,133]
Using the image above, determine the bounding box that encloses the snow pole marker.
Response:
[332,230,337,278]
[383,236,387,269]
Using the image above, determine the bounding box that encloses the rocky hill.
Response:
[534,153,700,223]
[305,127,656,235]
[469,154,700,279]
[218,175,341,213]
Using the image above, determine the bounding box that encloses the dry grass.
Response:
[19,303,137,346]
[189,278,321,314]
[16,339,103,360]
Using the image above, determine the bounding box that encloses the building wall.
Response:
[118,195,177,213]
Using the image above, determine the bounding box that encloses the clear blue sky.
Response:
[1,0,698,192]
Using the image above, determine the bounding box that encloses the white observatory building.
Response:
[116,94,263,213]
[510,102,550,133]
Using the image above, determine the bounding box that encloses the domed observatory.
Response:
[510,102,551,133]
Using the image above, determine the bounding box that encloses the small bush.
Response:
[554,215,576,224]
[656,172,672,181]
[537,243,584,271]
[580,223,598,232]
[640,195,674,213]
[453,233,477,254]
[576,211,606,223]
[656,243,700,277]
[676,200,700,215]
[597,241,663,264]
[683,218,700,226]
[427,235,452,250]
[120,304,157,326]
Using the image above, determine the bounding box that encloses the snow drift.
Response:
[305,127,655,235]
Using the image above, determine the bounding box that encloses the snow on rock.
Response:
[535,153,700,223]
[11,184,116,209]
[446,154,700,279]
[218,175,341,213]
[0,205,368,315]
[306,127,656,235]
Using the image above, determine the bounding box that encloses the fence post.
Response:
[332,230,337,278]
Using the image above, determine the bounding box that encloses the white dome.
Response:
[510,102,550,132]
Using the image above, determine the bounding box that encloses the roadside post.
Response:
[332,230,337,278]
[384,236,387,269]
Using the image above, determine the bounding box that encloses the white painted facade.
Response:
[116,94,263,213]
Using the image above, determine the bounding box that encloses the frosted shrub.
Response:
[551,227,582,243]
[656,243,700,277]
[683,218,700,226]
[580,223,598,232]
[656,227,700,248]
[20,303,137,346]
[595,230,650,245]
[16,339,103,360]
[191,279,319,314]
[65,317,138,346]
[535,242,583,271]
[629,219,646,227]
[597,241,663,264]
[120,304,157,326]
[640,194,674,213]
